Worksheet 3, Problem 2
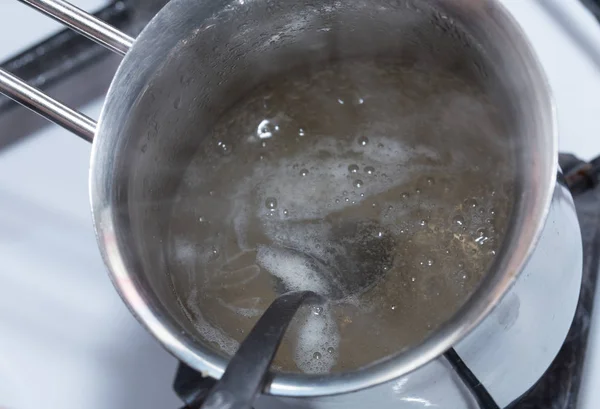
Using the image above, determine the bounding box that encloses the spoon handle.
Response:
[200,291,321,409]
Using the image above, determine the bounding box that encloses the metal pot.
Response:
[0,0,582,405]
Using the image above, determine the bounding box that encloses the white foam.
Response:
[294,308,340,373]
[185,288,239,356]
[256,245,331,295]
[244,136,439,224]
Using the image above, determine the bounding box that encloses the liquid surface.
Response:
[167,59,514,373]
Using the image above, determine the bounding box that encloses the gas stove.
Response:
[1,1,600,408]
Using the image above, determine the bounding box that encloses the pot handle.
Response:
[0,0,135,142]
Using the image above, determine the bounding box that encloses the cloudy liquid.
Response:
[166,59,514,373]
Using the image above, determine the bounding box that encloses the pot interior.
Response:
[94,0,554,389]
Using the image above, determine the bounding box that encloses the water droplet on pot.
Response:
[358,136,369,146]
[354,180,364,188]
[300,169,309,177]
[348,164,359,173]
[365,166,375,175]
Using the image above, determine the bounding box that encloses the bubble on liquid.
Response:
[365,166,375,175]
[312,306,323,316]
[427,177,435,185]
[261,141,268,148]
[391,305,397,310]
[453,215,465,226]
[216,141,232,156]
[377,143,384,149]
[211,247,219,257]
[265,197,278,211]
[420,219,428,226]
[283,209,289,216]
[372,203,377,208]
[415,188,421,194]
[475,228,489,245]
[299,128,305,137]
[300,169,309,177]
[354,180,364,188]
[401,192,410,199]
[427,259,434,266]
[345,197,350,202]
[198,216,205,223]
[358,136,369,146]
[458,262,465,269]
[464,198,478,208]
[327,347,335,354]
[489,208,496,215]
[335,198,341,204]
[313,352,322,360]
[257,119,278,139]
[348,164,359,174]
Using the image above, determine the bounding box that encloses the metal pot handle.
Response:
[0,0,135,142]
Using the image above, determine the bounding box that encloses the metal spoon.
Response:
[199,290,322,409]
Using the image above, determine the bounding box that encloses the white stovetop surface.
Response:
[1,1,600,408]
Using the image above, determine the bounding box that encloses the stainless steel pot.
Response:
[0,0,581,402]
